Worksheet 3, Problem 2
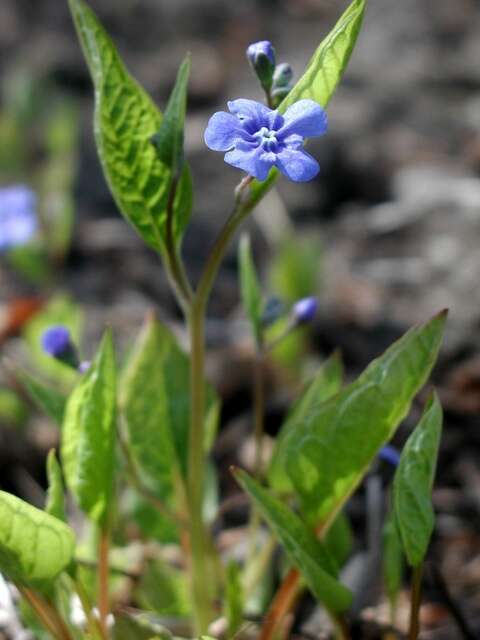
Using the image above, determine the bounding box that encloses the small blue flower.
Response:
[0,185,37,252]
[292,297,318,324]
[246,41,276,67]
[379,445,401,467]
[41,326,72,358]
[204,99,327,182]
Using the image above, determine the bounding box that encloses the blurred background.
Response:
[0,0,479,636]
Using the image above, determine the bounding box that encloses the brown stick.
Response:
[259,568,301,640]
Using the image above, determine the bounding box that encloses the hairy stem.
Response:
[408,563,424,640]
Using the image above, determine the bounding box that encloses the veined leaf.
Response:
[239,234,263,347]
[393,392,443,567]
[119,315,219,494]
[61,330,116,524]
[0,490,74,585]
[280,311,446,524]
[269,351,343,491]
[17,369,66,426]
[68,0,192,254]
[45,450,66,522]
[234,469,352,613]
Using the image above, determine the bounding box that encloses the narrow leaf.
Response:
[45,450,66,522]
[269,351,343,491]
[393,392,443,567]
[224,560,244,638]
[68,0,192,254]
[61,329,116,524]
[238,234,263,346]
[234,469,352,613]
[280,311,446,523]
[0,490,75,585]
[17,370,66,425]
[382,512,404,616]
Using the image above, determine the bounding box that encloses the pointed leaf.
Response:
[239,234,263,346]
[45,450,66,522]
[269,351,343,491]
[61,329,116,524]
[393,392,443,567]
[17,370,66,425]
[234,469,352,613]
[0,490,75,585]
[280,311,446,524]
[68,0,192,254]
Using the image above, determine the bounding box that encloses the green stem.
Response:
[98,527,110,639]
[408,563,424,640]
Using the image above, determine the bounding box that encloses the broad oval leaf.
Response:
[45,449,66,522]
[234,469,352,613]
[269,351,343,491]
[0,490,75,585]
[393,392,443,567]
[61,329,117,524]
[239,234,263,347]
[280,311,446,524]
[68,0,192,254]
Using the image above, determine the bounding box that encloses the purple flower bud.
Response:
[41,325,79,369]
[78,360,91,374]
[246,41,276,66]
[292,297,318,324]
[0,185,37,252]
[379,444,401,467]
[273,63,293,88]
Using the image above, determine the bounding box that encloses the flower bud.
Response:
[273,63,293,88]
[378,445,400,467]
[246,41,276,91]
[41,325,79,369]
[292,297,318,325]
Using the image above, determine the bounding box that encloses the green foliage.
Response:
[68,0,192,255]
[382,512,404,617]
[239,234,263,347]
[324,511,353,572]
[135,558,191,617]
[112,613,173,639]
[393,392,443,567]
[17,369,66,426]
[234,469,352,613]
[0,387,29,426]
[45,450,66,522]
[0,490,74,586]
[278,312,446,523]
[269,351,343,491]
[269,235,324,303]
[61,329,117,525]
[224,560,244,637]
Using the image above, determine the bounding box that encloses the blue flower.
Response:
[204,99,327,182]
[378,445,401,467]
[0,185,37,252]
[41,325,72,358]
[292,297,318,324]
[246,41,276,67]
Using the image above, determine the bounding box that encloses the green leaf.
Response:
[280,311,446,524]
[45,450,66,522]
[280,0,366,111]
[61,329,117,524]
[68,0,192,254]
[119,315,219,493]
[238,234,263,346]
[224,560,244,638]
[269,235,324,303]
[0,490,75,585]
[0,387,28,427]
[382,511,404,615]
[393,392,443,567]
[151,55,190,178]
[134,557,191,617]
[324,511,353,572]
[234,469,352,613]
[112,613,173,640]
[269,351,343,491]
[17,369,66,425]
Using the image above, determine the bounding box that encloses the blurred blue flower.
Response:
[292,297,318,324]
[0,185,37,252]
[204,98,327,182]
[41,325,72,358]
[379,444,401,467]
[246,41,276,66]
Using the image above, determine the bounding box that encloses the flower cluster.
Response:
[0,185,37,252]
[205,98,327,182]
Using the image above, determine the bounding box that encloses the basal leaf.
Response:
[281,311,446,524]
[234,469,352,613]
[61,329,116,524]
[0,490,75,585]
[239,234,263,347]
[68,0,192,254]
[269,351,343,491]
[45,450,66,522]
[17,369,66,426]
[393,392,443,567]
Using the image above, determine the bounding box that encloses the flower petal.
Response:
[278,99,328,139]
[204,111,247,151]
[275,148,320,182]
[227,99,271,125]
[224,147,273,181]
